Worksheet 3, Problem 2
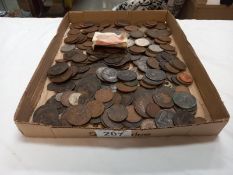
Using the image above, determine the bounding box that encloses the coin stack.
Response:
[33,20,207,129]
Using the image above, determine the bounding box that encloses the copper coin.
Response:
[64,35,78,44]
[107,104,128,122]
[63,105,91,126]
[101,109,123,129]
[130,31,144,38]
[148,44,163,53]
[153,92,174,108]
[164,62,180,74]
[116,82,137,93]
[83,41,93,47]
[125,25,138,31]
[147,57,160,69]
[87,100,105,118]
[173,111,194,126]
[55,59,67,63]
[49,68,73,83]
[139,80,157,89]
[61,91,74,107]
[112,92,122,104]
[71,53,87,63]
[47,63,69,76]
[140,119,156,129]
[160,44,175,51]
[175,86,190,93]
[194,117,207,124]
[177,72,193,84]
[120,93,133,106]
[60,44,75,53]
[169,59,186,71]
[154,38,167,45]
[126,105,142,123]
[146,102,161,118]
[87,32,95,39]
[122,120,142,129]
[95,88,114,103]
[129,46,146,54]
[157,36,171,43]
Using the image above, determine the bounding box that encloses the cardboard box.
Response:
[14,10,230,138]
[179,0,233,19]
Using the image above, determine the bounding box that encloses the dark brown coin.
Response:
[117,70,137,82]
[130,31,144,38]
[169,58,186,71]
[140,80,157,89]
[47,63,69,76]
[146,102,161,118]
[87,32,95,39]
[95,88,114,103]
[173,92,197,110]
[160,44,175,51]
[107,104,128,122]
[144,20,157,28]
[129,46,146,54]
[89,117,102,124]
[82,26,99,34]
[154,38,167,44]
[78,21,95,28]
[157,36,171,43]
[194,117,207,124]
[155,23,167,30]
[145,69,166,81]
[126,105,142,123]
[120,93,133,106]
[155,110,174,128]
[101,109,123,129]
[116,82,137,93]
[140,119,156,129]
[87,100,105,118]
[142,76,163,86]
[112,92,122,104]
[125,25,138,31]
[122,120,142,129]
[153,92,174,108]
[55,59,67,63]
[64,35,78,44]
[71,53,87,63]
[124,79,138,87]
[62,105,91,126]
[47,81,75,92]
[173,111,194,126]
[49,68,73,83]
[164,62,180,74]
[147,57,160,69]
[68,28,80,35]
[60,91,74,107]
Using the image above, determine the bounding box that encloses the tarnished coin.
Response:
[142,76,163,86]
[71,53,87,63]
[156,22,167,30]
[124,79,138,87]
[101,68,118,83]
[129,46,146,54]
[145,69,166,81]
[89,117,102,124]
[101,109,123,129]
[164,62,180,74]
[148,44,163,53]
[144,20,157,28]
[160,44,175,51]
[130,31,144,38]
[96,67,107,81]
[153,92,174,108]
[63,105,91,126]
[68,92,82,106]
[169,59,186,71]
[157,36,171,43]
[146,102,161,118]
[120,93,133,106]
[60,44,75,53]
[147,57,160,69]
[55,92,63,102]
[140,119,156,129]
[173,111,194,126]
[61,91,74,107]
[155,110,174,128]
[47,81,75,92]
[107,104,128,122]
[126,105,142,123]
[47,63,69,76]
[116,82,137,93]
[117,70,137,81]
[173,92,197,109]
[87,100,105,118]
[135,38,150,47]
[127,39,135,47]
[122,120,142,129]
[49,68,73,83]
[140,80,157,89]
[95,88,114,103]
[133,56,149,72]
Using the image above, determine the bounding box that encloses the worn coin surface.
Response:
[146,102,161,118]
[61,91,74,107]
[127,39,135,47]
[153,92,174,108]
[116,82,138,93]
[101,109,124,129]
[126,105,142,123]
[145,69,166,81]
[129,46,146,54]
[147,57,160,69]
[95,88,114,103]
[87,100,105,118]
[68,92,82,106]
[135,38,150,47]
[140,119,156,129]
[155,110,174,128]
[107,104,128,122]
[148,44,163,53]
[60,44,75,53]
[173,92,196,109]
[130,31,144,38]
[173,111,194,126]
[117,70,137,82]
[101,68,118,83]
[47,63,69,76]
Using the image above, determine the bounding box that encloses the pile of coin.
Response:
[33,20,207,129]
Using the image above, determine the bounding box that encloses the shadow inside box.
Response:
[18,135,218,148]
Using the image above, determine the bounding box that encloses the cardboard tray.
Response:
[179,0,233,20]
[14,10,230,138]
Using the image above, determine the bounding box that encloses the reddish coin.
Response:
[95,88,114,103]
[146,102,161,118]
[126,105,142,123]
[87,100,105,118]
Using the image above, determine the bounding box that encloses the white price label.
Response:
[95,130,132,137]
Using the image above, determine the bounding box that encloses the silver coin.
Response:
[155,110,174,128]
[148,44,163,53]
[55,92,63,102]
[68,92,82,106]
[60,44,75,53]
[96,67,107,81]
[135,38,150,47]
[101,68,118,83]
[127,39,135,47]
[133,56,149,72]
[145,69,166,81]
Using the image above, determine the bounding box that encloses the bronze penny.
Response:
[47,81,75,93]
[160,44,175,51]
[87,100,105,118]
[164,62,180,74]
[177,72,193,85]
[175,86,190,93]
[146,102,161,118]
[63,105,91,126]
[157,36,171,43]
[47,63,69,76]
[147,57,160,69]
[116,82,137,93]
[107,104,128,122]
[140,80,157,89]
[95,88,114,103]
[129,46,146,54]
[165,50,177,55]
[120,92,133,106]
[64,35,78,44]
[49,68,73,83]
[140,119,156,129]
[126,105,142,123]
[122,120,142,129]
[71,53,87,63]
[153,92,174,108]
[169,58,186,71]
[68,28,80,35]
[194,117,207,124]
[154,38,167,45]
[112,92,122,104]
[130,31,144,38]
[124,25,138,31]
[101,109,124,129]
[60,91,74,107]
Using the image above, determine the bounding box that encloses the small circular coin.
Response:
[146,102,161,118]
[126,105,142,123]
[145,69,166,81]
[107,104,128,122]
[87,100,105,118]
[173,92,197,109]
[130,30,144,38]
[135,38,150,47]
[101,68,118,83]
[148,44,163,53]
[47,63,69,76]
[60,44,75,53]
[95,88,114,103]
[117,70,137,82]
